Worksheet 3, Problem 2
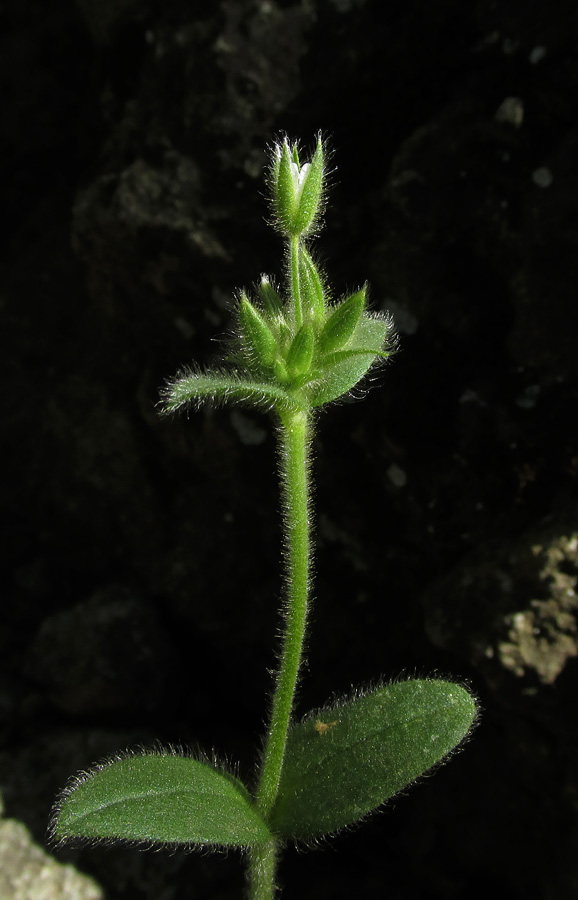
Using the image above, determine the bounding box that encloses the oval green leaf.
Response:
[51,752,272,848]
[270,679,477,840]
[308,314,389,407]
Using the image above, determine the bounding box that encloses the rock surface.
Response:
[0,798,103,900]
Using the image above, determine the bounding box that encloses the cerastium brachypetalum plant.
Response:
[50,136,478,899]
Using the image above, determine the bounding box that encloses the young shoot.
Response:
[50,135,477,900]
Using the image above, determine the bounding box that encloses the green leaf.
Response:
[270,679,477,840]
[51,752,273,848]
[160,368,298,414]
[317,287,367,355]
[308,314,390,407]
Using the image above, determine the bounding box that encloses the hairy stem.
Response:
[248,408,312,897]
[290,235,303,328]
[256,409,311,815]
[247,841,278,900]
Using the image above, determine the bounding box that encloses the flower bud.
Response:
[259,275,283,316]
[239,293,277,368]
[286,323,315,379]
[271,136,325,237]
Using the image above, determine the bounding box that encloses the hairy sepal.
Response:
[272,139,298,235]
[270,678,478,841]
[239,294,278,369]
[50,749,273,849]
[298,247,325,321]
[292,136,325,236]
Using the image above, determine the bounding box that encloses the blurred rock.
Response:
[26,586,174,715]
[0,801,103,900]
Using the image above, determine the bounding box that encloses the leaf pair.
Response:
[51,679,477,849]
[161,309,396,417]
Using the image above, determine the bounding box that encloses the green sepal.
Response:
[273,140,298,235]
[308,314,390,407]
[259,276,283,317]
[239,294,277,368]
[273,358,289,383]
[51,752,273,848]
[270,679,477,841]
[318,287,366,355]
[298,247,325,320]
[277,320,293,353]
[292,136,324,236]
[287,324,315,379]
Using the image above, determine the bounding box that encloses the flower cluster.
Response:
[162,135,396,416]
[234,136,396,408]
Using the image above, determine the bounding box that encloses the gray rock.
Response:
[0,808,103,900]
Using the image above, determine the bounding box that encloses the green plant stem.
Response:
[250,408,312,897]
[256,409,311,815]
[247,841,278,900]
[290,235,302,328]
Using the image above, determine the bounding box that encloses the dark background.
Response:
[2,0,578,898]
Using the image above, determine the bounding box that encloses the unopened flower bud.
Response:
[286,323,315,379]
[259,276,283,316]
[271,136,325,237]
[239,293,277,368]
